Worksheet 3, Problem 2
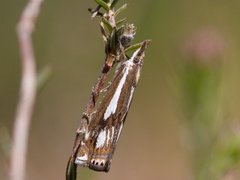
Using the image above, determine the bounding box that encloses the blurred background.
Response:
[1,0,240,179]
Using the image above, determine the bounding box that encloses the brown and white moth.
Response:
[74,41,149,172]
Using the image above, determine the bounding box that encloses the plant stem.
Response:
[10,0,44,180]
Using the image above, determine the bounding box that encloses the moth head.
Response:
[133,40,151,64]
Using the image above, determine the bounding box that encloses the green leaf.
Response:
[108,28,121,54]
[66,157,77,180]
[115,3,127,17]
[102,17,114,32]
[124,42,143,53]
[110,0,120,8]
[116,18,126,26]
[116,25,125,36]
[109,29,117,53]
[95,0,110,11]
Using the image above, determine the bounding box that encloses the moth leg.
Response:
[100,81,111,93]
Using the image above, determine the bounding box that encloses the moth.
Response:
[74,41,148,172]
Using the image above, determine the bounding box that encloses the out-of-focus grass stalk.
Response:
[180,28,240,179]
[182,61,222,180]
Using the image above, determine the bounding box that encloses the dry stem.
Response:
[10,0,44,180]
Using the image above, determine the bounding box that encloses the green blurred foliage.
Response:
[1,0,240,180]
